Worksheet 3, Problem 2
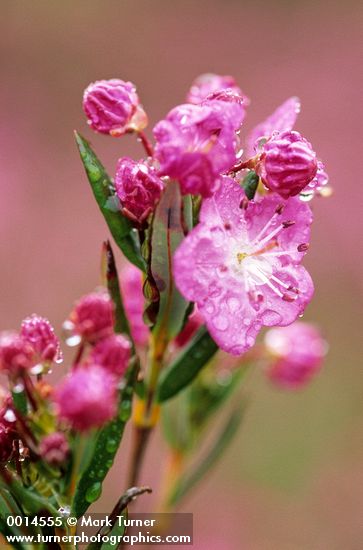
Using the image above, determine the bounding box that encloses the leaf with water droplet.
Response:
[156,327,219,402]
[241,170,259,200]
[74,131,145,271]
[71,357,140,517]
[85,482,102,504]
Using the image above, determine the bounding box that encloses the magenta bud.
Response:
[264,322,327,389]
[89,334,131,378]
[39,432,70,466]
[21,315,62,364]
[67,292,114,344]
[115,158,164,223]
[83,79,148,136]
[0,332,34,374]
[54,365,118,432]
[257,130,318,198]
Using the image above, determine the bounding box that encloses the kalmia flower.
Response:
[187,73,249,107]
[83,79,147,136]
[39,432,70,465]
[153,100,244,197]
[174,177,314,355]
[120,265,149,346]
[66,291,114,345]
[264,322,327,388]
[302,160,330,199]
[0,332,34,374]
[115,157,164,223]
[55,365,117,431]
[89,334,131,377]
[246,97,300,157]
[21,315,62,364]
[256,130,318,198]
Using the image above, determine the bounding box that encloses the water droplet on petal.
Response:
[213,315,229,331]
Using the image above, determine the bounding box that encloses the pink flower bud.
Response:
[83,79,148,136]
[67,292,114,344]
[55,365,118,431]
[89,334,131,377]
[39,432,70,465]
[187,73,249,107]
[120,265,149,347]
[174,308,203,348]
[0,332,34,374]
[21,315,62,364]
[115,158,164,223]
[264,322,327,389]
[257,131,318,198]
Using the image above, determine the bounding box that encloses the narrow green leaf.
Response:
[102,241,132,342]
[11,390,27,415]
[157,327,218,403]
[168,403,246,506]
[242,170,259,200]
[151,182,190,340]
[71,358,139,518]
[74,131,145,271]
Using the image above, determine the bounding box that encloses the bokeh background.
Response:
[1,1,363,548]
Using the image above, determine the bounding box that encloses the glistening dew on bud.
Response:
[65,291,114,345]
[257,130,318,198]
[89,334,131,377]
[83,79,147,136]
[115,157,164,223]
[21,314,62,364]
[0,332,34,374]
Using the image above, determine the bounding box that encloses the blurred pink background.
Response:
[1,1,363,548]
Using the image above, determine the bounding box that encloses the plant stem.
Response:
[137,131,154,157]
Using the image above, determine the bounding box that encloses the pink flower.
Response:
[89,334,131,377]
[39,432,70,465]
[153,101,244,197]
[66,291,114,345]
[83,79,147,136]
[256,130,318,198]
[55,365,117,431]
[264,322,327,388]
[187,73,249,107]
[246,97,300,157]
[174,177,314,355]
[115,157,164,223]
[120,265,149,346]
[0,332,34,374]
[21,315,62,364]
[174,308,204,348]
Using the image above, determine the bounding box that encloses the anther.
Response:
[275,204,285,215]
[282,292,297,302]
[282,220,295,228]
[224,222,232,230]
[239,197,249,210]
[297,243,309,252]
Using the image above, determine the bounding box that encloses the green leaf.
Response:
[71,358,139,518]
[11,390,27,415]
[242,170,259,200]
[157,327,218,403]
[168,403,246,506]
[102,241,132,342]
[150,182,190,340]
[74,131,145,271]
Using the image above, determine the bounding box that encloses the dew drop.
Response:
[85,482,102,503]
[4,409,16,423]
[227,297,240,313]
[106,439,118,453]
[213,316,229,331]
[12,383,24,394]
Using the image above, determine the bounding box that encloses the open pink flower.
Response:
[83,79,147,136]
[246,97,300,157]
[174,177,314,355]
[21,315,62,364]
[187,73,249,106]
[264,322,327,388]
[55,365,117,431]
[120,265,149,346]
[115,157,164,223]
[153,100,244,197]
